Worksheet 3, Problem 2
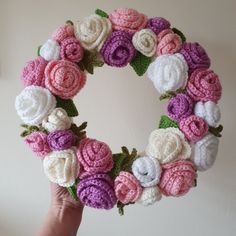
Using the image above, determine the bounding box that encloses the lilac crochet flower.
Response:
[167,94,193,122]
[77,173,117,210]
[146,17,170,34]
[100,31,136,67]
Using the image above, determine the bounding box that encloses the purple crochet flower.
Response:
[100,31,136,67]
[180,42,211,74]
[167,93,194,122]
[47,129,76,151]
[77,173,117,210]
[146,17,170,34]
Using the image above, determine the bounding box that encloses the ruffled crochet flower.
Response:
[132,156,161,187]
[21,56,47,87]
[109,8,148,34]
[42,108,72,132]
[137,186,162,206]
[147,53,188,94]
[77,173,117,209]
[52,24,75,43]
[132,29,157,57]
[24,131,51,158]
[76,138,113,177]
[159,160,197,197]
[45,60,86,99]
[39,39,60,61]
[191,133,219,171]
[114,171,142,204]
[15,85,56,125]
[146,17,170,34]
[75,14,112,51]
[180,115,208,142]
[187,68,222,102]
[100,31,136,67]
[167,93,194,122]
[146,128,191,164]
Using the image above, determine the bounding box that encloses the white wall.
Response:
[0,0,236,235]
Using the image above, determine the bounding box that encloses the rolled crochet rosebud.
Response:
[109,8,148,34]
[21,56,47,87]
[146,17,170,34]
[76,138,113,177]
[137,186,162,206]
[187,68,222,102]
[76,173,117,210]
[114,171,143,204]
[180,42,211,74]
[39,39,60,61]
[180,115,208,142]
[24,131,51,158]
[100,31,136,67]
[45,60,86,99]
[167,93,194,122]
[159,160,197,197]
[52,24,75,43]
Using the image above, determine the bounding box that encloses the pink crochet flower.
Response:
[76,138,113,178]
[187,68,222,102]
[180,115,208,142]
[45,60,86,99]
[52,24,75,43]
[21,56,47,87]
[159,160,197,197]
[114,171,143,204]
[24,131,51,158]
[109,8,148,34]
[60,37,84,63]
[157,29,182,55]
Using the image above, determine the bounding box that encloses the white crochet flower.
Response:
[132,29,157,57]
[146,128,191,164]
[132,156,161,187]
[147,53,188,94]
[194,101,221,127]
[75,14,112,51]
[42,108,72,132]
[137,187,162,206]
[43,149,79,187]
[39,39,60,61]
[15,85,56,125]
[191,134,219,171]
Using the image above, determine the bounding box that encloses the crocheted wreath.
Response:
[15,8,223,215]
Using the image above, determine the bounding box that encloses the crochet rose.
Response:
[100,31,136,67]
[76,138,113,177]
[191,134,219,171]
[39,39,60,61]
[109,8,147,34]
[114,171,142,204]
[187,69,222,102]
[77,173,117,209]
[167,93,194,122]
[159,160,197,197]
[52,24,75,43]
[21,56,47,87]
[75,14,112,51]
[42,108,72,132]
[147,53,188,94]
[24,131,51,158]
[132,156,161,187]
[180,42,211,74]
[45,60,86,99]
[146,128,191,164]
[146,17,170,34]
[43,149,78,187]
[132,29,157,57]
[180,115,208,142]
[15,86,56,125]
[137,186,162,206]
[60,37,84,62]
[157,29,182,55]
[47,129,76,151]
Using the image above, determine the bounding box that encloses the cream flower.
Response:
[43,149,79,187]
[75,14,112,51]
[39,39,60,61]
[15,85,56,125]
[146,128,191,164]
[132,29,157,57]
[137,186,162,206]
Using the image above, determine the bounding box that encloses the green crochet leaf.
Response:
[159,115,179,129]
[95,9,109,18]
[130,51,152,76]
[67,179,80,201]
[37,45,42,56]
[108,153,126,179]
[56,96,79,117]
[117,201,135,216]
[65,20,74,26]
[172,27,186,43]
[159,88,185,101]
[70,122,87,145]
[209,124,223,137]
[20,124,47,137]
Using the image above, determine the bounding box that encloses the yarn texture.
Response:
[52,24,75,43]
[137,186,162,206]
[39,39,60,61]
[146,17,170,34]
